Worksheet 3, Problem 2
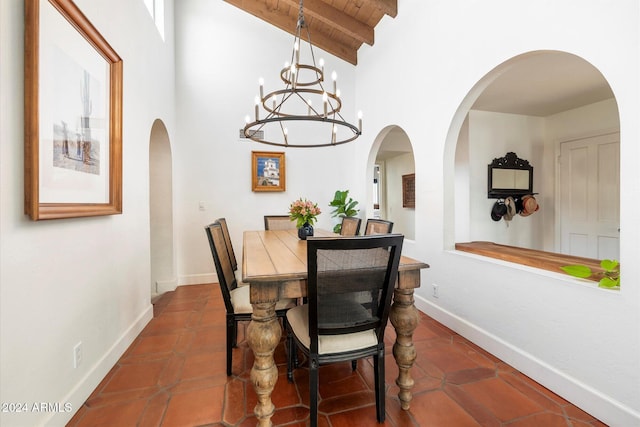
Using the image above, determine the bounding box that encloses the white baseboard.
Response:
[414,295,640,427]
[156,277,178,293]
[178,273,217,286]
[44,304,154,427]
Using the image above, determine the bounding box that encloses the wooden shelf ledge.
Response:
[455,241,608,282]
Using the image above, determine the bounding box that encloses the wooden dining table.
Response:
[242,228,429,426]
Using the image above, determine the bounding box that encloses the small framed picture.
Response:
[252,151,286,192]
[402,173,415,208]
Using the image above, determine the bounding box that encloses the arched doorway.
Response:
[149,119,176,297]
[367,125,415,240]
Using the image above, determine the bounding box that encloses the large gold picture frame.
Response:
[251,151,286,192]
[24,0,123,220]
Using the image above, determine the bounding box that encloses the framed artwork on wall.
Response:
[402,173,415,208]
[252,151,286,192]
[24,0,123,220]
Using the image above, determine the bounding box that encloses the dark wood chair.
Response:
[286,234,404,426]
[364,218,394,235]
[339,217,361,236]
[217,218,237,271]
[264,215,296,230]
[205,221,297,376]
[217,217,247,284]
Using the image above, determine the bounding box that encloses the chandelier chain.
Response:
[298,0,305,28]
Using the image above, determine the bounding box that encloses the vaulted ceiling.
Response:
[223,2,614,117]
[223,0,398,65]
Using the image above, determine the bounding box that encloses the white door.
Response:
[559,132,620,260]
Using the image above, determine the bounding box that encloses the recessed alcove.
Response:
[450,50,620,275]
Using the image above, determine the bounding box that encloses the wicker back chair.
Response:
[286,234,404,426]
[364,218,394,235]
[205,221,296,375]
[264,215,296,230]
[339,217,361,236]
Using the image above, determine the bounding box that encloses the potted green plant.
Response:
[328,190,359,233]
[561,259,620,289]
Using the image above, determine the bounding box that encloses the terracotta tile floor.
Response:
[67,284,607,426]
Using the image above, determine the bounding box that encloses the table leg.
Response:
[247,301,281,427]
[389,286,419,410]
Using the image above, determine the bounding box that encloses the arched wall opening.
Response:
[149,119,176,297]
[444,50,619,270]
[366,125,415,240]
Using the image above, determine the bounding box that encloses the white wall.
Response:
[548,98,620,141]
[355,1,639,425]
[0,0,175,425]
[384,152,415,239]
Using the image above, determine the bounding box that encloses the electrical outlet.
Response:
[432,283,439,298]
[73,342,83,368]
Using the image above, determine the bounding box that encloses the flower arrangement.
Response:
[289,198,321,228]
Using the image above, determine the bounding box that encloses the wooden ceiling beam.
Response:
[370,0,397,18]
[280,0,374,46]
[223,0,358,64]
[224,0,294,31]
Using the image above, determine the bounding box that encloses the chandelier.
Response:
[243,0,362,148]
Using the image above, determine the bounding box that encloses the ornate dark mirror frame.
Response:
[487,152,533,198]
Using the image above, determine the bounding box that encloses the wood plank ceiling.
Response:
[223,0,398,65]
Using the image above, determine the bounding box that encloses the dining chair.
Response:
[264,215,296,230]
[217,217,247,285]
[286,234,404,426]
[364,218,394,235]
[217,218,237,272]
[339,216,361,236]
[205,221,297,376]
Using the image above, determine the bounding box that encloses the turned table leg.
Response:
[247,301,281,427]
[389,281,419,410]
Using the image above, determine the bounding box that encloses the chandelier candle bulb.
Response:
[271,95,277,111]
[319,58,325,78]
[259,78,264,98]
[254,96,260,120]
[323,92,328,117]
[332,71,337,93]
[358,111,363,132]
[291,64,297,88]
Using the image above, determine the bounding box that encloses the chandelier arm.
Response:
[262,88,341,117]
[247,116,359,128]
[244,116,360,147]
